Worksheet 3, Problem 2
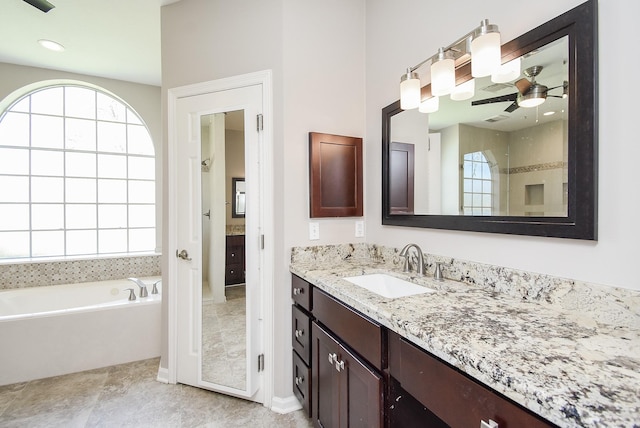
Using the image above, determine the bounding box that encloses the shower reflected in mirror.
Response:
[200,110,247,390]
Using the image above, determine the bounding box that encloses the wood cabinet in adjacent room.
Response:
[225,235,245,285]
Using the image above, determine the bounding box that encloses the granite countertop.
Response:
[290,256,640,428]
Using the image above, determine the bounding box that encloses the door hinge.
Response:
[260,234,265,250]
[256,114,263,131]
[258,353,265,372]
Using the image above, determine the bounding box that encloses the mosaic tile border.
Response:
[0,254,161,290]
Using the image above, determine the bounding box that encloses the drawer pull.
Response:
[293,287,304,295]
[480,419,498,428]
[335,359,345,372]
[295,375,304,385]
[328,353,337,364]
[295,329,305,338]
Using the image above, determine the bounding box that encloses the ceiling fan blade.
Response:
[514,78,532,94]
[471,93,518,106]
[504,101,519,112]
[23,0,55,13]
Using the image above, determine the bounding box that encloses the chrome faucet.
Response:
[399,243,425,276]
[127,278,148,298]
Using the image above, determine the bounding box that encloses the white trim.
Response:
[156,365,169,384]
[165,70,274,405]
[270,395,303,414]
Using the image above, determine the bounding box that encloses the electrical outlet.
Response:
[355,221,364,238]
[309,222,320,240]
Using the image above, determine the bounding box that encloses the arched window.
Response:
[0,83,156,259]
[462,151,492,216]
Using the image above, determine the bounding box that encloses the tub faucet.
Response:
[124,288,136,301]
[152,280,161,295]
[127,278,148,298]
[399,243,425,276]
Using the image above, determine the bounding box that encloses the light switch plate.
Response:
[309,222,320,240]
[355,221,364,237]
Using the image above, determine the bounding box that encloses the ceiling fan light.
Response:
[471,20,501,78]
[400,69,421,110]
[491,57,521,83]
[418,96,439,114]
[518,85,547,108]
[450,78,475,101]
[431,48,455,96]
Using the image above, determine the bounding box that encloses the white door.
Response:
[173,83,263,402]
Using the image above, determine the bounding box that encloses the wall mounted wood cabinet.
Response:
[309,132,363,218]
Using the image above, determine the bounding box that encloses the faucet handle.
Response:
[124,288,136,301]
[434,262,444,281]
[152,280,161,294]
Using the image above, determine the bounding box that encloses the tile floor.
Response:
[0,358,312,428]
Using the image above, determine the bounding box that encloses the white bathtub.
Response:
[0,277,162,386]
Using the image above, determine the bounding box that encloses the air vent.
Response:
[485,115,509,123]
[480,83,512,93]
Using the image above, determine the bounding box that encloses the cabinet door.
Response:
[312,322,383,428]
[313,322,341,428]
[339,341,383,428]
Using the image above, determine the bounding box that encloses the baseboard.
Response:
[156,365,169,384]
[270,395,302,414]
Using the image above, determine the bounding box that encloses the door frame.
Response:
[166,70,274,406]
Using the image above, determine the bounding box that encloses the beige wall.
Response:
[161,0,640,406]
[366,0,640,291]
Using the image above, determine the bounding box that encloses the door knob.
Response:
[176,249,192,261]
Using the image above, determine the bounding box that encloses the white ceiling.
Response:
[0,0,180,86]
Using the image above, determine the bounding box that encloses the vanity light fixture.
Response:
[400,68,421,110]
[418,96,439,113]
[38,39,65,52]
[491,57,521,84]
[450,78,475,101]
[399,19,501,112]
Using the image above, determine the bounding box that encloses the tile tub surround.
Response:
[290,244,640,427]
[0,254,161,290]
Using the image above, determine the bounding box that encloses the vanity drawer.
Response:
[292,304,311,365]
[388,331,553,428]
[312,287,384,371]
[293,350,311,417]
[291,275,312,311]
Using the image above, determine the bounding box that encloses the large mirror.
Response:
[382,0,597,239]
[201,110,247,390]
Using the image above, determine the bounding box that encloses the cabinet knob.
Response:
[328,353,337,364]
[480,420,499,428]
[335,359,345,372]
[293,287,304,295]
[295,375,304,385]
[295,329,304,338]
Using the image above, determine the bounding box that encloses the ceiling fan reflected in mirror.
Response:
[22,0,55,13]
[471,66,567,112]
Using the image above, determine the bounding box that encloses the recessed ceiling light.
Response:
[38,39,65,52]
[543,111,555,116]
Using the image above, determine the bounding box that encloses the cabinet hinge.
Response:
[258,353,265,372]
[260,234,265,250]
[257,114,263,131]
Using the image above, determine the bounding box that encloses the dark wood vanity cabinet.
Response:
[387,330,555,428]
[225,235,245,285]
[291,275,313,416]
[312,321,383,428]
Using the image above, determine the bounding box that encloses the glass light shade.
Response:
[418,96,439,114]
[450,79,475,101]
[400,71,421,110]
[431,56,455,96]
[471,32,501,77]
[518,85,547,108]
[491,57,521,83]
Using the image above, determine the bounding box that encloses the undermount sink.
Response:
[343,273,435,298]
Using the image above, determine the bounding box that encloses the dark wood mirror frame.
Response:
[382,0,597,240]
